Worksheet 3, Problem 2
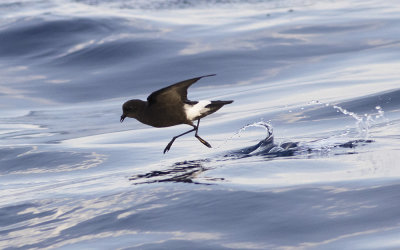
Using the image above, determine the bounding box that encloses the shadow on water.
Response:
[129,159,219,185]
[130,122,373,185]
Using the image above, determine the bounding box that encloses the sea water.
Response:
[1,0,400,249]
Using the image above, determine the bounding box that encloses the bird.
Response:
[120,74,233,153]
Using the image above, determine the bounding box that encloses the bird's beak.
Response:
[120,114,126,123]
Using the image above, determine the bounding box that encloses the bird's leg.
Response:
[164,126,196,154]
[195,119,212,148]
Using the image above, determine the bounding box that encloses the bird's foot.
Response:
[196,135,212,148]
[163,139,175,154]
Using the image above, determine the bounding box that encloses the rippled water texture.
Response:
[1,0,400,249]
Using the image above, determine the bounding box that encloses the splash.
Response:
[309,100,385,139]
[223,121,298,157]
[237,120,273,139]
[219,102,382,159]
[215,120,273,150]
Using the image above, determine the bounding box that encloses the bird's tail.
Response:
[207,100,233,107]
[203,100,233,115]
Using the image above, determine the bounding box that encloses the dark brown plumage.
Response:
[120,74,233,153]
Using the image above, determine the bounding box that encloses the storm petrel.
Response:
[120,74,233,153]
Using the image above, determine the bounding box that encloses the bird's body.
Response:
[121,74,233,153]
[122,99,188,127]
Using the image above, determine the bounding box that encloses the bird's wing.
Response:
[147,74,216,106]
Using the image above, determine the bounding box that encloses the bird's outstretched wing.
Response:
[147,74,216,106]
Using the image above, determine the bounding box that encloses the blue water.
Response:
[1,0,400,249]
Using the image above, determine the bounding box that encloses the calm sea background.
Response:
[1,0,400,249]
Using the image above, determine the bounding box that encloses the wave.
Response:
[0,16,151,62]
[74,0,300,10]
[0,146,105,175]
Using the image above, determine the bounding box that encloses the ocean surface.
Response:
[1,0,400,249]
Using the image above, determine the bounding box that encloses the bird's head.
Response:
[120,99,144,123]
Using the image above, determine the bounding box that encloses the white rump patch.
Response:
[184,100,211,121]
